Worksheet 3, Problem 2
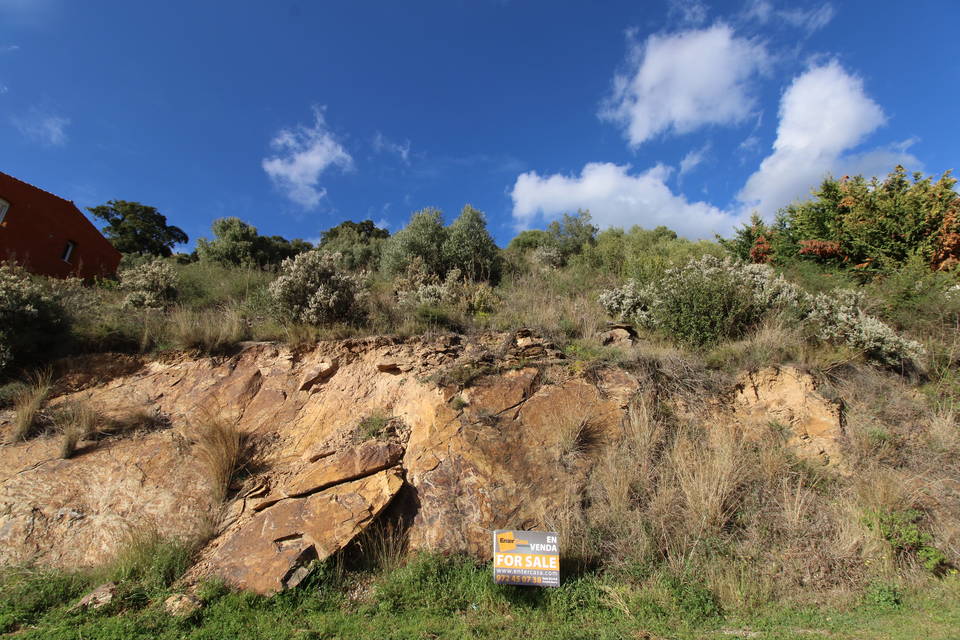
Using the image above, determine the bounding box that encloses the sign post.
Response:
[492,529,560,587]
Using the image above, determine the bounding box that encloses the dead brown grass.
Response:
[10,369,53,442]
[191,412,247,504]
[168,305,250,354]
[54,400,100,458]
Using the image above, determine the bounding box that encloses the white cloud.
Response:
[738,61,918,216]
[372,131,411,164]
[679,142,711,178]
[600,24,770,147]
[511,162,740,239]
[0,44,19,52]
[668,0,708,26]
[743,0,835,34]
[261,106,353,209]
[374,217,391,230]
[11,110,69,145]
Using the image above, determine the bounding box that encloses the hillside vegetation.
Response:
[1,165,959,639]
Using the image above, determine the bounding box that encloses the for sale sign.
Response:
[492,530,560,587]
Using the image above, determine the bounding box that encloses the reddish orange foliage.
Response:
[750,235,773,263]
[798,239,844,260]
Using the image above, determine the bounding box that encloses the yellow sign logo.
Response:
[496,531,529,552]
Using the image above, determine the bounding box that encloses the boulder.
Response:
[298,359,338,392]
[164,593,201,617]
[70,582,117,611]
[208,468,403,594]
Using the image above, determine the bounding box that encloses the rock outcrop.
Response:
[0,333,848,594]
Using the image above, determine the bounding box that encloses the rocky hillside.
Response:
[0,329,870,598]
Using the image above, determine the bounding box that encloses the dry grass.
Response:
[191,412,247,504]
[53,400,100,459]
[168,305,250,354]
[557,411,605,464]
[10,369,53,442]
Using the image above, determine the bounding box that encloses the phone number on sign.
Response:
[495,575,544,584]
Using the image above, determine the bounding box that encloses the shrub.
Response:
[807,289,926,368]
[0,265,64,372]
[599,256,774,347]
[864,508,948,574]
[119,259,179,309]
[600,255,925,367]
[269,251,366,325]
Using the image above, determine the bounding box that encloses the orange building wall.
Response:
[0,172,121,279]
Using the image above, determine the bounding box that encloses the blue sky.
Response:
[1,0,957,249]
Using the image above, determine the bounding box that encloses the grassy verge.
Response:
[2,553,958,640]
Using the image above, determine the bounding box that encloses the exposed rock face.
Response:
[731,366,845,468]
[205,468,403,594]
[0,335,848,594]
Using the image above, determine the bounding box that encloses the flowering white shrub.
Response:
[0,264,63,371]
[806,289,925,366]
[119,259,179,309]
[269,250,366,325]
[600,255,925,366]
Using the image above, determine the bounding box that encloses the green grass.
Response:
[2,553,958,639]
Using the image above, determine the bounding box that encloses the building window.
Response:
[62,240,76,263]
[0,198,8,223]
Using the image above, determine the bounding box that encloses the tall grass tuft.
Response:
[54,400,99,459]
[168,305,250,354]
[10,370,53,442]
[191,412,247,504]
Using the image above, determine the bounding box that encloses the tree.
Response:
[319,220,390,271]
[87,200,188,257]
[380,208,448,277]
[546,210,598,259]
[195,217,312,267]
[442,205,502,282]
[196,217,261,266]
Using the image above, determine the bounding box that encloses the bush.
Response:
[0,265,64,373]
[119,259,179,309]
[599,256,777,347]
[269,250,366,325]
[601,256,925,366]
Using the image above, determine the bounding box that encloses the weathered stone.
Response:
[299,359,338,391]
[600,323,637,346]
[70,583,117,611]
[164,593,201,617]
[731,366,845,469]
[209,468,403,594]
[284,440,404,497]
[462,367,538,416]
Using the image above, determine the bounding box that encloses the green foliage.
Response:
[442,205,502,282]
[865,508,948,574]
[718,213,771,263]
[0,264,66,372]
[269,250,366,325]
[357,411,391,440]
[507,228,552,252]
[318,219,389,271]
[87,200,188,257]
[196,217,313,268]
[0,568,90,633]
[380,208,448,277]
[580,224,722,281]
[865,582,904,609]
[661,574,722,622]
[546,209,598,260]
[728,166,960,272]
